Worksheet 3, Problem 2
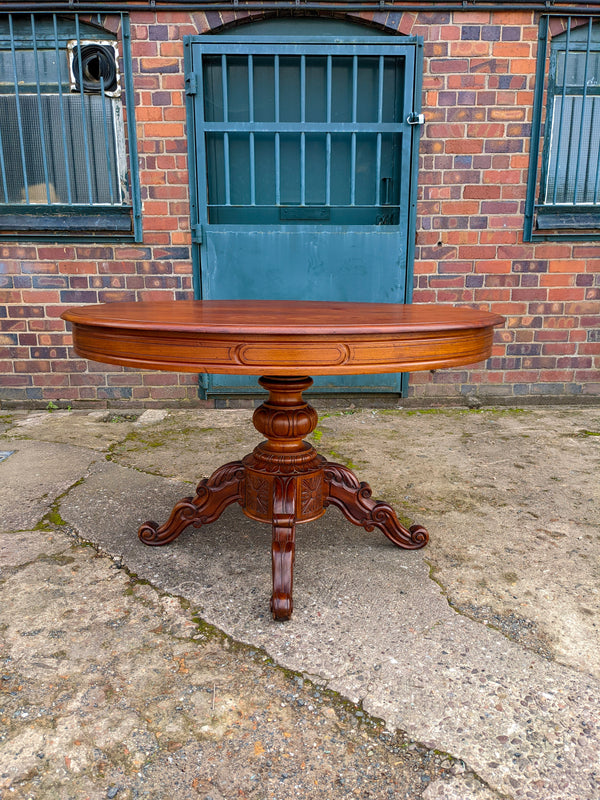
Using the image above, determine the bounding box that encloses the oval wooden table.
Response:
[62,300,505,620]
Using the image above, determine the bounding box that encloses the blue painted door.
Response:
[186,29,422,394]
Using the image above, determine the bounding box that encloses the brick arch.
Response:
[204,9,416,36]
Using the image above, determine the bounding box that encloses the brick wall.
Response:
[0,8,598,407]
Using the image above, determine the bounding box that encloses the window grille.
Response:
[526,15,600,240]
[0,12,141,241]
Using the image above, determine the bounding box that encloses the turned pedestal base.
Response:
[138,376,428,620]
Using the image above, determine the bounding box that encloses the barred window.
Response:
[526,16,600,240]
[0,13,140,241]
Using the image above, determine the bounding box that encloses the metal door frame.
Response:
[184,33,423,397]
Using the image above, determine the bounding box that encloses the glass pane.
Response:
[0,48,69,90]
[0,93,122,204]
[546,95,600,204]
[556,49,600,87]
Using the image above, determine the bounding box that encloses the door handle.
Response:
[407,112,425,125]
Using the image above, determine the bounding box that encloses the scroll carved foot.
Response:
[323,462,429,550]
[138,461,245,546]
[270,477,296,621]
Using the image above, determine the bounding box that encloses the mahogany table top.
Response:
[62,300,505,376]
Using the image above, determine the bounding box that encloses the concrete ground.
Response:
[0,402,598,800]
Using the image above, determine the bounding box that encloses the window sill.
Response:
[0,204,136,240]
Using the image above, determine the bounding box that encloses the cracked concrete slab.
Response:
[2,406,600,800]
[0,439,97,529]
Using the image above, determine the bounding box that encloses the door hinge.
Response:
[191,223,203,244]
[185,73,197,96]
[407,112,425,126]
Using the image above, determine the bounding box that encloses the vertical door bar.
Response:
[350,55,358,205]
[326,54,332,207]
[300,55,306,205]
[594,98,600,202]
[573,18,593,204]
[8,14,30,203]
[274,54,280,205]
[375,55,384,205]
[585,98,597,201]
[552,20,571,204]
[75,15,95,204]
[248,54,256,205]
[221,54,231,205]
[31,15,52,204]
[53,13,73,204]
[0,125,7,202]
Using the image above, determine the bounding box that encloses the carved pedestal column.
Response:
[242,377,325,620]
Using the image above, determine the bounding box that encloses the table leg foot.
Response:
[138,461,245,546]
[323,462,429,550]
[270,477,296,621]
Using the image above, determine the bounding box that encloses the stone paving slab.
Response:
[1,406,599,800]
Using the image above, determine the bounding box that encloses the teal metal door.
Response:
[185,33,422,395]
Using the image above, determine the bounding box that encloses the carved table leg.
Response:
[270,477,297,620]
[138,460,245,546]
[323,462,429,549]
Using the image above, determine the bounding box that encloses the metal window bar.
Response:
[74,15,94,205]
[350,54,357,206]
[8,14,30,202]
[221,54,231,206]
[99,75,115,205]
[274,54,280,206]
[248,54,255,206]
[52,13,72,204]
[325,54,332,207]
[300,55,305,205]
[375,55,384,205]
[573,18,593,202]
[31,15,52,204]
[0,107,8,203]
[552,20,570,204]
[594,100,600,203]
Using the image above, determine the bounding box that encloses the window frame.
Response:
[0,12,141,243]
[525,14,600,241]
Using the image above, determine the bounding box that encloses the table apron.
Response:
[70,325,496,375]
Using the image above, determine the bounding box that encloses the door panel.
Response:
[187,35,421,394]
